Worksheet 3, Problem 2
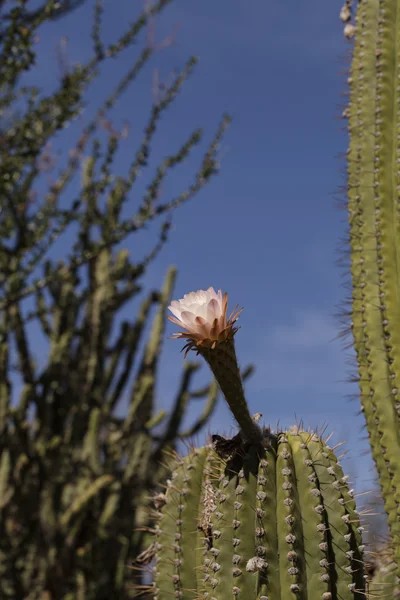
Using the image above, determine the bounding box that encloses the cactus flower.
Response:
[168,287,241,355]
[168,287,262,445]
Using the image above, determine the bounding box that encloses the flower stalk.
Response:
[168,287,263,444]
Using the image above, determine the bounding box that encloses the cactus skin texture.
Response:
[346,0,400,573]
[151,429,365,600]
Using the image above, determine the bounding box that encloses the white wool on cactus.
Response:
[168,287,241,355]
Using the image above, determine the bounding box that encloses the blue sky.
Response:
[20,0,377,494]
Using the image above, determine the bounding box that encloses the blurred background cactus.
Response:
[0,0,234,597]
[366,543,400,598]
[344,0,400,584]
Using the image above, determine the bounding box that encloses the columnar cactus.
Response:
[345,0,400,573]
[151,429,366,600]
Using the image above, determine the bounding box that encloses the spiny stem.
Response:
[201,339,263,445]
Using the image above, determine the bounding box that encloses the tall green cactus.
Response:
[345,0,400,574]
[148,429,365,600]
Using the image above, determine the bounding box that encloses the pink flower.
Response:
[168,287,241,355]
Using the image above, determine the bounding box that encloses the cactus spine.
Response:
[346,0,400,573]
[151,429,365,600]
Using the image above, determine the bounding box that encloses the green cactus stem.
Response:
[149,428,365,600]
[346,0,400,572]
[201,339,263,445]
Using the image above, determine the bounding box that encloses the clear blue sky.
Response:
[23,0,376,493]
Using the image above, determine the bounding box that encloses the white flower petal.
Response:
[217,289,223,309]
[168,301,184,319]
[180,311,197,327]
[207,298,219,323]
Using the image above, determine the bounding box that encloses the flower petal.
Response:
[217,289,223,310]
[207,298,220,324]
[168,315,190,330]
[194,315,212,338]
[168,301,184,319]
[180,311,197,328]
[209,317,220,340]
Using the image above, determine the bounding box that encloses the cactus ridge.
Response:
[347,0,400,571]
[151,429,366,600]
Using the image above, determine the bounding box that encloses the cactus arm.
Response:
[0,449,12,509]
[122,431,152,485]
[9,302,35,384]
[98,481,121,531]
[81,407,102,474]
[105,292,156,413]
[348,0,385,502]
[180,379,219,439]
[124,266,176,432]
[146,409,167,429]
[161,363,200,438]
[34,287,52,338]
[152,362,200,465]
[0,324,10,436]
[104,322,130,395]
[348,0,400,569]
[82,248,112,398]
[60,474,114,529]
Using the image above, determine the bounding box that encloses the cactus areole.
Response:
[150,429,365,600]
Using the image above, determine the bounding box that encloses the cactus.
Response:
[148,428,365,600]
[154,289,367,600]
[366,544,400,598]
[0,1,232,597]
[345,0,400,574]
